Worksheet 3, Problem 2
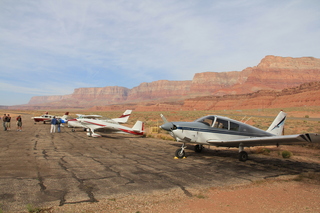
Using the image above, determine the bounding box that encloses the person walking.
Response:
[6,114,11,130]
[16,115,22,131]
[2,114,7,131]
[57,118,61,133]
[50,116,57,133]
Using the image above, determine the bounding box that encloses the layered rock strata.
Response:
[24,55,320,109]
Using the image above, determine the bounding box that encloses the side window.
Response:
[213,119,229,130]
[230,122,239,131]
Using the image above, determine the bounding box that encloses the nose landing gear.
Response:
[175,143,187,158]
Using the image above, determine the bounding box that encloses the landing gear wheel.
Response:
[72,129,75,132]
[194,145,203,153]
[239,151,248,162]
[175,148,186,158]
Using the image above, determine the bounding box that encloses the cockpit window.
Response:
[195,116,215,126]
[201,118,214,126]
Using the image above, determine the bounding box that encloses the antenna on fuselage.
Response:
[243,117,252,124]
[240,116,247,122]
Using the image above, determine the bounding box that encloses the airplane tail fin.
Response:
[113,110,132,123]
[60,112,70,123]
[132,120,144,134]
[266,111,287,136]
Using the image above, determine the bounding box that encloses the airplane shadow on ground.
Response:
[167,142,320,175]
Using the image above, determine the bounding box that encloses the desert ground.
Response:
[0,109,320,213]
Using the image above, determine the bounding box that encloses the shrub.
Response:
[253,147,270,155]
[282,150,293,158]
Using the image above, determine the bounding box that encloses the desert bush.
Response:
[252,147,271,155]
[282,150,293,158]
[26,204,41,213]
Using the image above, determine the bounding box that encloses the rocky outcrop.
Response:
[24,55,320,109]
[182,81,320,111]
[127,80,192,101]
[28,94,72,104]
[71,86,129,103]
[90,81,320,112]
[190,69,253,95]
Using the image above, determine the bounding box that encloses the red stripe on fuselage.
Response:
[83,121,106,127]
[33,118,51,122]
[119,128,144,135]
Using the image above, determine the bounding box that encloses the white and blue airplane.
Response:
[160,111,320,161]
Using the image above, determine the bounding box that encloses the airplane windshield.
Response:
[195,116,215,126]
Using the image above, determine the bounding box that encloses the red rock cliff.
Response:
[127,80,192,101]
[25,55,320,109]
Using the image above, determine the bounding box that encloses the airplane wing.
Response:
[76,114,102,119]
[207,133,320,147]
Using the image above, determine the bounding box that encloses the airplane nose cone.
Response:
[160,122,175,131]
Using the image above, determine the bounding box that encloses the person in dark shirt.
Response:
[16,115,22,131]
[6,114,11,130]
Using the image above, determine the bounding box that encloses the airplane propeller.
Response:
[160,122,176,131]
[160,114,177,138]
[159,114,175,131]
[160,114,186,158]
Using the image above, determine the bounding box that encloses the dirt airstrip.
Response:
[0,112,320,212]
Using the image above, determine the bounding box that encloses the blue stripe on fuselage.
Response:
[176,126,266,137]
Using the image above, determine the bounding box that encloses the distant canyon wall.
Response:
[26,55,320,109]
[91,81,320,112]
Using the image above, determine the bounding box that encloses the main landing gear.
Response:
[174,143,249,162]
[86,129,101,138]
[238,144,248,162]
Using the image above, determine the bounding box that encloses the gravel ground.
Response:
[1,111,320,213]
[52,175,320,213]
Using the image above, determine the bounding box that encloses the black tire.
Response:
[175,148,185,158]
[72,129,75,132]
[239,151,248,162]
[194,145,203,153]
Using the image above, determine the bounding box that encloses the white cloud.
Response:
[0,0,320,105]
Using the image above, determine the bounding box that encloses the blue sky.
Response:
[1,0,319,105]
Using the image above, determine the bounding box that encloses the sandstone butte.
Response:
[9,55,320,111]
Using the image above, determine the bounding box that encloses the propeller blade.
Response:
[160,114,169,124]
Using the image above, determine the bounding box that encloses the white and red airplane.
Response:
[67,110,132,130]
[32,112,69,124]
[68,110,144,137]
